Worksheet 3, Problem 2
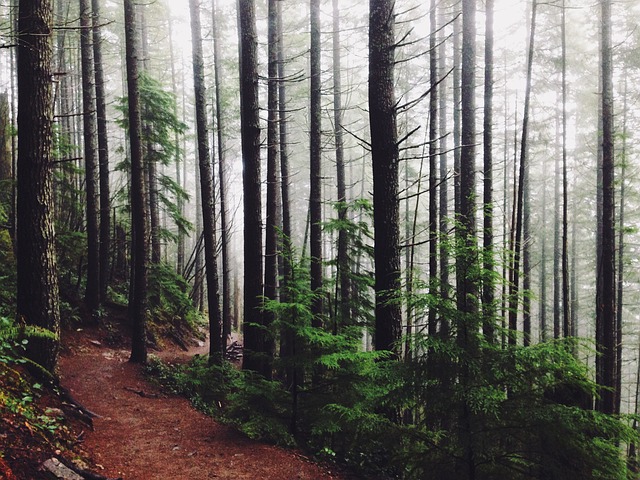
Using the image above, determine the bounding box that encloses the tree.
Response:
[457,0,479,476]
[92,0,111,303]
[124,0,148,364]
[262,0,279,379]
[482,0,495,342]
[508,0,537,345]
[16,0,61,373]
[212,0,232,351]
[595,0,617,416]
[189,0,223,363]
[427,0,438,339]
[309,0,323,327]
[333,0,350,327]
[369,0,402,354]
[238,0,265,374]
[80,0,100,312]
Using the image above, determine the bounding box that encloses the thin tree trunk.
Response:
[482,0,495,341]
[262,0,279,379]
[167,18,185,276]
[92,0,110,303]
[508,0,537,345]
[333,0,349,328]
[80,0,100,312]
[615,74,627,416]
[212,0,232,350]
[561,0,571,338]
[458,1,479,475]
[189,0,223,364]
[310,0,323,327]
[427,0,438,340]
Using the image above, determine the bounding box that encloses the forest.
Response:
[1,0,639,478]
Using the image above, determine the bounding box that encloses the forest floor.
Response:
[57,325,349,480]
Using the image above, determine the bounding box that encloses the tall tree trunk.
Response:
[138,7,161,266]
[595,0,616,415]
[523,135,531,346]
[453,11,461,218]
[427,0,438,340]
[482,0,495,342]
[508,0,537,345]
[309,0,323,327]
[212,0,232,350]
[262,0,279,379]
[457,0,479,476]
[80,0,100,312]
[438,1,449,308]
[16,0,61,373]
[167,17,185,276]
[333,0,349,328]
[238,0,264,374]
[124,0,148,364]
[189,0,223,364]
[369,0,402,354]
[539,154,547,341]
[92,0,110,302]
[615,74,627,416]
[561,0,571,337]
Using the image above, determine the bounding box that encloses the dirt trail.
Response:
[59,330,343,480]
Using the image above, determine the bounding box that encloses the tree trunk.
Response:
[212,0,232,351]
[508,0,537,345]
[482,0,495,342]
[189,0,223,364]
[333,0,349,328]
[124,0,148,364]
[595,0,616,416]
[427,0,438,340]
[80,0,100,312]
[16,0,61,373]
[309,0,323,327]
[561,0,571,338]
[262,0,279,379]
[458,0,478,476]
[92,0,110,303]
[369,0,402,354]
[238,0,264,374]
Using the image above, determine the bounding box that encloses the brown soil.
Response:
[58,328,346,480]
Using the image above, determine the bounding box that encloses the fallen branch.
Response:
[124,386,160,398]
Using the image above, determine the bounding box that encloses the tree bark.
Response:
[508,0,537,345]
[124,0,148,364]
[310,0,323,327]
[263,0,279,379]
[238,0,264,374]
[482,0,495,342]
[212,0,232,352]
[80,0,100,312]
[427,0,438,340]
[92,0,110,302]
[595,0,617,415]
[16,0,61,373]
[369,0,402,354]
[189,0,223,364]
[333,0,349,328]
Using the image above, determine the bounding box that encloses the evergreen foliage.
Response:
[115,72,192,242]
